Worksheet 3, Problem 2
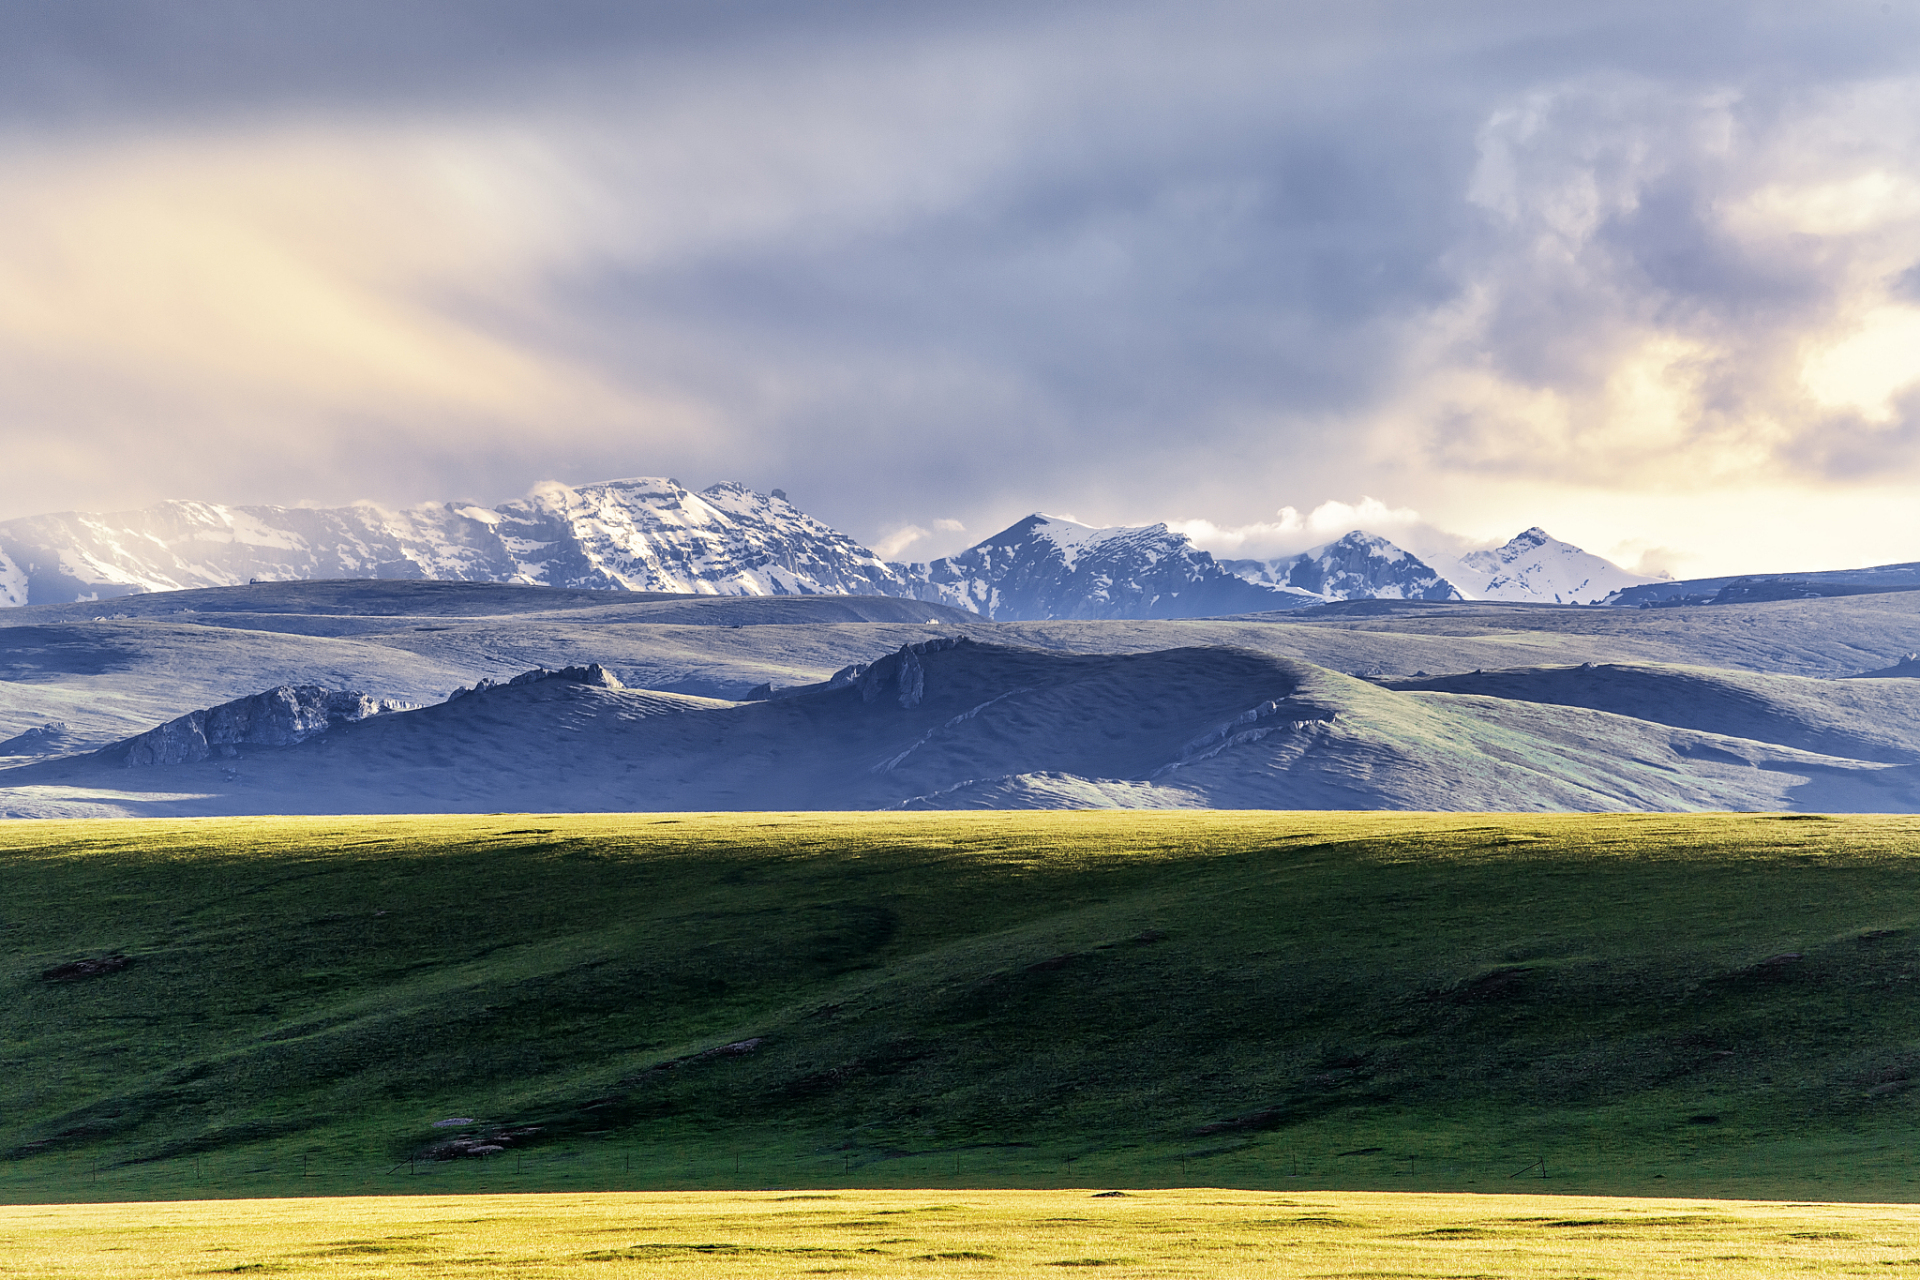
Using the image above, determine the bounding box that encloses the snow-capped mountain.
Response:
[1433,528,1657,606]
[1224,531,1464,602]
[0,479,1660,618]
[902,514,1315,620]
[0,478,915,606]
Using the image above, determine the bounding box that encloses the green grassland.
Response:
[11,1188,1920,1278]
[4,811,1920,1204]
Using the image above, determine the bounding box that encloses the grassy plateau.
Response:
[4,809,1920,1216]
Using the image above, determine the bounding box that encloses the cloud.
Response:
[1172,497,1424,559]
[0,121,725,512]
[1366,74,1920,495]
[871,524,930,558]
[2,2,1920,580]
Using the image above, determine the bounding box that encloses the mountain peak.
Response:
[1440,528,1654,605]
[1224,530,1460,602]
[906,514,1302,620]
[1313,529,1412,563]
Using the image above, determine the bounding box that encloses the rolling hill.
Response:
[7,811,1920,1203]
[7,579,1920,816]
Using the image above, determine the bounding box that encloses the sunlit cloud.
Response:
[872,524,930,558]
[1172,497,1424,560]
[1802,306,1920,422]
[0,122,707,512]
[1369,76,1920,499]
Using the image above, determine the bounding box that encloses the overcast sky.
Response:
[3,0,1919,576]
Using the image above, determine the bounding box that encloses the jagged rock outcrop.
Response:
[108,687,410,766]
[0,722,75,756]
[1851,653,1920,680]
[447,664,624,701]
[830,636,972,708]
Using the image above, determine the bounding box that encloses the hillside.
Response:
[13,635,1920,817]
[7,811,1920,1203]
[8,581,1920,816]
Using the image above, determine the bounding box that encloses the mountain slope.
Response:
[904,515,1310,620]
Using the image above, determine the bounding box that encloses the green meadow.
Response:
[4,811,1920,1205]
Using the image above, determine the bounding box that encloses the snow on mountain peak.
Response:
[0,477,915,607]
[902,513,1303,620]
[0,480,1669,618]
[1225,529,1460,602]
[1439,528,1655,605]
[1020,514,1167,570]
[1311,529,1412,564]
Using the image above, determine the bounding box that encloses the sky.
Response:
[3,1,1920,578]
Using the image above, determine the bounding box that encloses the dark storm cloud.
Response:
[0,0,1042,125]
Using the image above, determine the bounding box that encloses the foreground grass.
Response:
[7,1188,1920,1278]
[6,811,1920,1202]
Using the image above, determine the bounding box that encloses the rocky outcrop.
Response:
[108,686,410,766]
[1851,653,1920,680]
[829,636,972,709]
[0,722,75,756]
[447,663,624,700]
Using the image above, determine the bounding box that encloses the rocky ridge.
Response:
[447,664,625,701]
[105,686,412,766]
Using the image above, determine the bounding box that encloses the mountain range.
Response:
[0,476,1674,619]
[0,478,908,608]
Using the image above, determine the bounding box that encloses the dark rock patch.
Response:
[41,954,129,981]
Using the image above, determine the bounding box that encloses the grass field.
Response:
[8,1188,1920,1277]
[6,810,1920,1204]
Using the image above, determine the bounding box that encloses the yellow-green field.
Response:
[6,1188,1920,1277]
